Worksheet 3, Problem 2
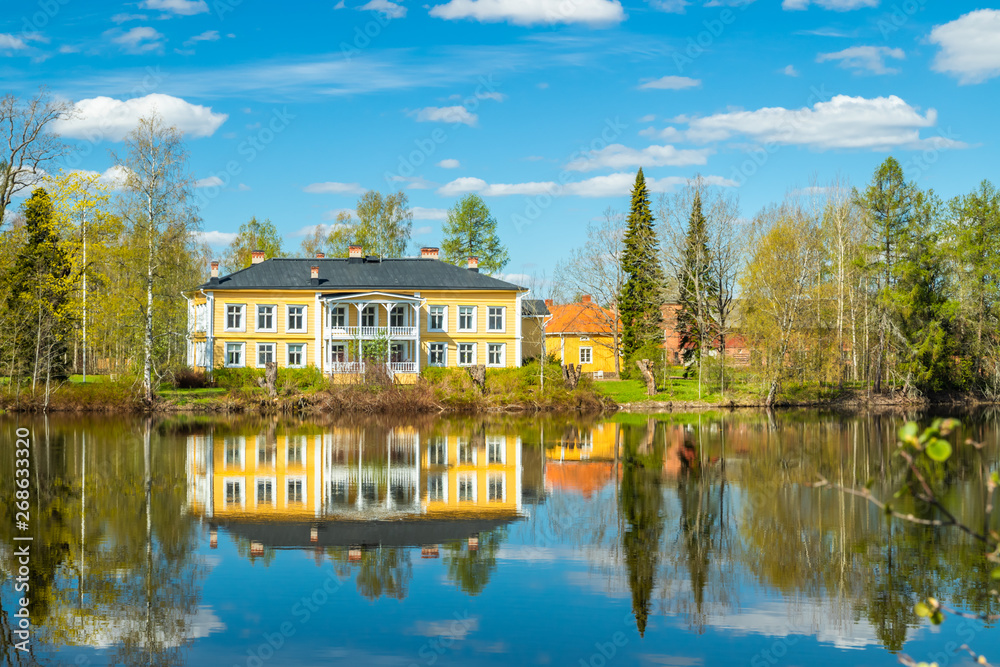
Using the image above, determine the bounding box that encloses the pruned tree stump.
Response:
[636,359,656,396]
[562,363,582,389]
[257,361,278,397]
[466,364,486,393]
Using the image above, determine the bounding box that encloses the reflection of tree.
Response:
[443,528,505,596]
[356,548,412,601]
[619,420,664,636]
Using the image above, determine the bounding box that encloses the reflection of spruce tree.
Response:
[863,523,916,653]
[619,422,664,637]
[443,528,505,596]
[355,547,412,601]
[676,438,721,629]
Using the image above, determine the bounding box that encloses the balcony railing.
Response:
[328,361,418,374]
[327,325,417,338]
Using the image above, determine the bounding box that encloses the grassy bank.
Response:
[0,362,613,414]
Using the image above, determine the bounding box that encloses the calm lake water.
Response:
[2,409,1000,666]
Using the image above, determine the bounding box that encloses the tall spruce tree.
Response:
[676,191,718,377]
[619,168,665,361]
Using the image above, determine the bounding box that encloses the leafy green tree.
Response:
[441,194,509,275]
[619,169,665,362]
[675,191,718,384]
[354,190,412,258]
[222,216,286,273]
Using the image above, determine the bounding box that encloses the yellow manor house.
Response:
[185,246,532,380]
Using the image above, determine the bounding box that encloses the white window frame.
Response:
[486,343,505,367]
[428,472,448,503]
[579,346,593,365]
[286,304,308,333]
[428,436,448,466]
[254,476,276,508]
[223,436,246,471]
[225,342,246,368]
[286,476,307,505]
[428,342,447,367]
[458,305,477,332]
[428,305,447,332]
[256,304,277,333]
[487,306,505,332]
[256,435,276,469]
[488,473,506,502]
[389,305,406,327]
[287,343,306,368]
[457,436,476,466]
[329,305,347,330]
[361,305,377,327]
[486,435,506,464]
[225,304,246,332]
[330,343,347,363]
[457,472,477,503]
[286,435,307,467]
[194,340,207,367]
[256,342,275,368]
[457,342,476,367]
[224,478,245,509]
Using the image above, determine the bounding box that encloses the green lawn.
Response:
[595,377,752,404]
[158,387,227,406]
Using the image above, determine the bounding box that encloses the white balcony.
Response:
[326,325,417,339]
[327,361,418,374]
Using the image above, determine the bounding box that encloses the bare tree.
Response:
[553,208,626,374]
[0,89,72,227]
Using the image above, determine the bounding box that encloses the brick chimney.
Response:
[421,247,439,260]
[349,245,363,258]
[467,256,479,272]
[251,250,265,264]
[209,527,218,549]
[581,294,592,303]
[315,252,325,259]
[210,260,219,284]
[310,266,320,286]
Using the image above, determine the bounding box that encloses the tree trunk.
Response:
[561,363,582,389]
[466,364,486,393]
[636,359,656,396]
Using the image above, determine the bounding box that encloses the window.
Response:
[194,341,207,367]
[287,305,306,332]
[457,473,476,502]
[361,305,376,328]
[458,343,475,366]
[457,437,475,465]
[225,304,245,331]
[487,343,505,367]
[225,480,242,505]
[330,343,346,363]
[225,342,245,368]
[390,343,405,362]
[287,478,305,504]
[488,306,505,332]
[330,480,349,506]
[389,306,406,327]
[487,436,505,464]
[488,474,504,502]
[428,474,446,502]
[256,305,276,332]
[429,342,447,367]
[224,436,244,470]
[257,343,275,367]
[256,478,274,506]
[287,343,305,368]
[287,436,306,466]
[428,437,447,465]
[329,306,346,330]
[257,436,275,467]
[458,306,475,331]
[579,346,593,365]
[428,305,446,332]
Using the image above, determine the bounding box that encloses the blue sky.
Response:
[4,0,999,284]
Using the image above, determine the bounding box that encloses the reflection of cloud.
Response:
[637,656,703,666]
[58,604,226,648]
[409,616,480,641]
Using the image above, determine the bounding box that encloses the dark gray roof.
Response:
[522,299,550,317]
[196,257,524,292]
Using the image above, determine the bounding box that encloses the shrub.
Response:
[169,366,211,389]
[213,366,265,389]
[278,366,327,393]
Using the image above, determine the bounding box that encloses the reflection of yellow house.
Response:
[544,296,620,376]
[185,427,523,529]
[543,423,619,499]
[544,423,618,461]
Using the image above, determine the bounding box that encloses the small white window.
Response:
[488,473,505,502]
[225,342,245,368]
[225,304,245,332]
[287,477,306,504]
[329,306,346,330]
[257,342,275,367]
[255,477,275,507]
[458,306,476,331]
[429,342,447,367]
[361,305,377,328]
[225,479,243,506]
[428,437,447,465]
[486,435,506,464]
[487,306,505,332]
[457,437,476,465]
[457,473,476,502]
[194,341,207,367]
[286,435,307,466]
[428,473,447,502]
[579,346,593,365]
[287,343,305,368]
[458,343,475,366]
[223,436,245,470]
[287,305,307,332]
[256,305,276,332]
[330,343,347,363]
[257,435,276,468]
[389,306,406,328]
[428,305,446,332]
[487,343,505,367]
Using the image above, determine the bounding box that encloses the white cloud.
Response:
[359,0,407,18]
[438,172,736,198]
[677,95,966,150]
[0,33,45,50]
[414,225,433,235]
[437,158,461,169]
[639,75,701,90]
[648,0,690,13]
[429,0,625,26]
[566,143,711,171]
[782,0,876,9]
[140,0,209,16]
[783,64,800,76]
[639,114,656,123]
[238,183,251,191]
[194,230,238,246]
[104,26,166,54]
[930,9,1000,85]
[816,45,904,75]
[184,30,220,47]
[51,94,228,142]
[112,13,148,23]
[477,91,506,102]
[303,182,364,194]
[412,206,449,220]
[414,106,478,126]
[195,176,224,188]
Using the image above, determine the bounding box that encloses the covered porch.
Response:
[321,292,424,377]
